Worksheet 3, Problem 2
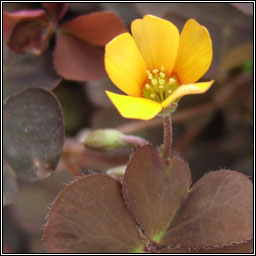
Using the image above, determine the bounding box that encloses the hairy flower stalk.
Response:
[162,116,173,159]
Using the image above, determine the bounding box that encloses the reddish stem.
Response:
[63,158,83,177]
[162,115,172,159]
[121,135,149,147]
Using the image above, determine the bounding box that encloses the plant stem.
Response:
[162,115,172,159]
[121,135,150,147]
[40,22,57,54]
[63,158,83,177]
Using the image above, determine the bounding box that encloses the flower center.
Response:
[142,65,179,103]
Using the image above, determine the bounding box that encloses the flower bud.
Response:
[83,129,124,152]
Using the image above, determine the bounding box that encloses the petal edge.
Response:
[173,19,213,84]
[161,80,214,108]
[106,91,162,120]
[131,15,179,76]
[105,33,146,97]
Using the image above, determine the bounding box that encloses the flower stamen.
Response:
[169,78,176,84]
[159,72,165,78]
[145,83,151,89]
[143,66,179,103]
[152,79,158,85]
[159,79,165,85]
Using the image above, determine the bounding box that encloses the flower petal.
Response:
[161,80,214,108]
[106,91,162,120]
[173,19,213,84]
[105,33,146,96]
[131,15,179,75]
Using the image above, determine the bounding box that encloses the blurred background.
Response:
[3,2,253,253]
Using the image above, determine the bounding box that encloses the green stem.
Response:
[162,115,172,159]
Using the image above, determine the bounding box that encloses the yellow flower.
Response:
[105,15,214,120]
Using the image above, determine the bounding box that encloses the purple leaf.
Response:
[60,11,127,46]
[158,240,253,253]
[161,170,253,248]
[54,33,106,81]
[123,145,191,243]
[3,10,47,53]
[44,174,145,253]
[3,88,65,182]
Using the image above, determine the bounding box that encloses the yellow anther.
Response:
[151,79,157,85]
[143,65,179,102]
[169,78,176,84]
[159,72,165,78]
[159,79,165,85]
[145,84,151,89]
